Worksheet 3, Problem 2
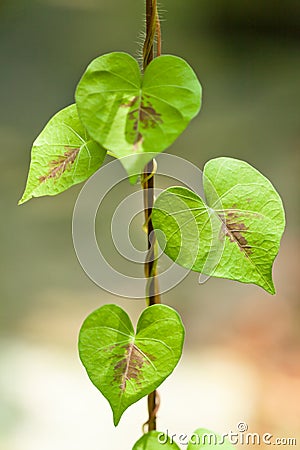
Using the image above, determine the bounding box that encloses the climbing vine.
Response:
[19,1,285,449]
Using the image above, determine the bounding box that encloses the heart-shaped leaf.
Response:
[78,304,185,426]
[152,157,285,294]
[19,104,107,204]
[133,431,181,449]
[187,428,236,449]
[75,52,201,178]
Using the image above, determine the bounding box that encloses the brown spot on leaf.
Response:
[114,342,151,391]
[124,96,163,150]
[133,103,162,129]
[219,209,252,255]
[39,147,80,183]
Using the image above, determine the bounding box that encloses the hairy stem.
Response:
[142,0,162,433]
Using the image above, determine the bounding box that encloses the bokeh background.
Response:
[1,1,299,449]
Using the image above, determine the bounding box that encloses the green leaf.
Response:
[152,157,285,294]
[75,52,201,178]
[151,186,218,275]
[19,104,107,204]
[78,304,185,426]
[187,428,236,449]
[132,431,181,450]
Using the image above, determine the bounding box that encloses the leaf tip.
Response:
[258,278,276,295]
[129,174,139,185]
[18,194,29,205]
[267,284,276,295]
[113,411,122,427]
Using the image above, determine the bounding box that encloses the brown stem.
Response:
[142,160,161,304]
[142,161,161,433]
[145,0,154,65]
[142,0,162,433]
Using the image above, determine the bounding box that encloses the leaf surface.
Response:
[75,52,201,177]
[152,157,285,293]
[132,431,181,449]
[19,104,106,204]
[78,304,184,425]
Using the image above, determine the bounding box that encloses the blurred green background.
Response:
[1,1,299,449]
